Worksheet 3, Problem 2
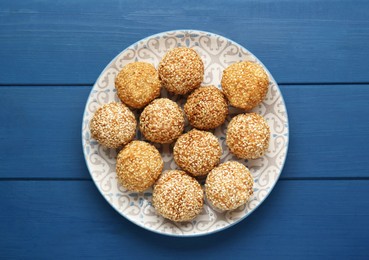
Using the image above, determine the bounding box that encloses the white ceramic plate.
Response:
[82,30,289,236]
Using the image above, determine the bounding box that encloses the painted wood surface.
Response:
[1,0,369,84]
[1,181,368,258]
[1,0,369,258]
[0,85,368,179]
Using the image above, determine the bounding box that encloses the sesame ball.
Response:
[205,161,254,211]
[158,47,204,95]
[139,98,184,144]
[173,129,221,176]
[116,141,163,192]
[152,170,204,222]
[226,113,270,159]
[221,61,269,110]
[90,102,136,148]
[115,62,161,109]
[184,86,228,130]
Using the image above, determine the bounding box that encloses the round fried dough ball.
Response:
[158,47,204,95]
[226,113,270,159]
[116,141,163,192]
[173,129,221,176]
[115,62,161,109]
[139,98,184,144]
[205,161,254,211]
[184,86,228,130]
[221,61,269,110]
[152,170,204,222]
[90,102,136,148]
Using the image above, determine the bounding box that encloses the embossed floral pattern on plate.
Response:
[82,30,289,236]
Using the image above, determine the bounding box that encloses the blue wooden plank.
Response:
[0,180,368,258]
[281,85,369,179]
[0,86,90,179]
[0,85,369,179]
[0,0,369,84]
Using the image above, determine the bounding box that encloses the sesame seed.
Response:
[173,129,222,176]
[139,98,185,144]
[205,161,254,211]
[158,47,204,95]
[115,62,162,109]
[152,170,204,222]
[221,61,269,110]
[90,102,136,148]
[226,113,270,159]
[184,85,229,130]
[116,140,163,192]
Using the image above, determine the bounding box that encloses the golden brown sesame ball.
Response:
[158,47,204,95]
[115,62,161,109]
[152,170,204,222]
[173,129,221,176]
[184,86,228,130]
[90,102,136,148]
[221,61,269,110]
[116,141,163,192]
[226,113,270,159]
[205,161,254,211]
[139,98,185,144]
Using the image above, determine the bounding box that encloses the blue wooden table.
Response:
[1,1,369,258]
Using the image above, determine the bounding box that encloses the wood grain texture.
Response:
[1,0,369,84]
[0,180,368,258]
[0,85,368,179]
[0,86,89,179]
[282,84,369,179]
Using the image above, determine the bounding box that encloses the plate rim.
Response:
[81,29,290,237]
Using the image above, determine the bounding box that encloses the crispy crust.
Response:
[173,129,221,176]
[158,47,204,95]
[90,102,136,148]
[205,161,254,211]
[116,141,163,192]
[152,170,204,222]
[139,98,184,144]
[226,113,270,159]
[221,61,269,110]
[184,86,228,130]
[115,62,161,109]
